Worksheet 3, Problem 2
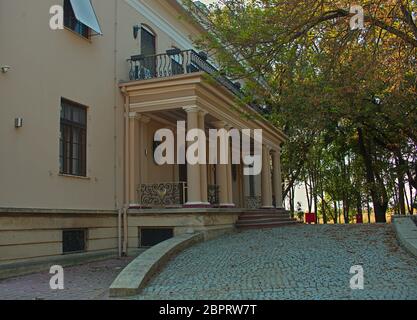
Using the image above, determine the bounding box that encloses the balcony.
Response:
[127,49,263,113]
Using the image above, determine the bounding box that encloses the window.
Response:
[63,229,87,254]
[60,98,87,177]
[63,0,102,39]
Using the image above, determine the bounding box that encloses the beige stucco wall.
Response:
[0,0,206,266]
[0,0,201,211]
[145,121,178,184]
[0,0,283,268]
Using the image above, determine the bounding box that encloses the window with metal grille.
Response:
[63,0,90,39]
[62,229,87,254]
[60,98,87,177]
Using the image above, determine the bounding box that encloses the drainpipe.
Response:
[123,205,128,256]
[123,92,130,257]
[113,0,122,259]
[118,208,122,257]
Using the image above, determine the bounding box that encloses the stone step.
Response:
[237,218,296,226]
[240,213,290,219]
[237,220,299,230]
[239,215,294,222]
[243,210,290,215]
[245,209,288,214]
[236,208,298,230]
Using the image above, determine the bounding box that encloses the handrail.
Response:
[127,49,263,113]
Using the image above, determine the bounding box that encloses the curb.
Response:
[392,215,417,258]
[109,233,204,297]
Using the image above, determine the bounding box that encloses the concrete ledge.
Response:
[392,215,417,258]
[109,233,204,297]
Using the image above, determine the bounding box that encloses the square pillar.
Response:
[226,147,234,206]
[261,145,274,209]
[272,147,284,209]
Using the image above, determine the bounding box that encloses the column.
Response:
[198,110,210,205]
[261,145,274,209]
[139,116,150,185]
[214,121,234,207]
[128,112,140,206]
[184,106,204,207]
[272,147,284,208]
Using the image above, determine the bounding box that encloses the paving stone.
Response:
[1,225,416,300]
[0,257,134,300]
[132,225,417,300]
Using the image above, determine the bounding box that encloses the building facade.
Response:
[0,0,286,271]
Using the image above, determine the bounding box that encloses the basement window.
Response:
[63,229,87,254]
[64,0,102,39]
[139,228,173,248]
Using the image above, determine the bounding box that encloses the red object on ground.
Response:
[356,214,363,224]
[305,212,316,224]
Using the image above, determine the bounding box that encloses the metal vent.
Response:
[63,229,87,254]
[139,228,173,248]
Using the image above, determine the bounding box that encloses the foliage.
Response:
[185,0,417,222]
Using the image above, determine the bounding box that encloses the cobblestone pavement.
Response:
[0,257,134,300]
[133,225,417,300]
[1,225,416,300]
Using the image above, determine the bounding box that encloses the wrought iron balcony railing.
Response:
[208,185,220,206]
[246,196,262,210]
[138,182,187,208]
[128,49,246,103]
[138,182,221,208]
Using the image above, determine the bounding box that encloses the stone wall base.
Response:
[0,208,241,278]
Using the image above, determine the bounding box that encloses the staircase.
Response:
[236,209,299,230]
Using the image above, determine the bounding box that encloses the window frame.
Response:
[59,98,88,178]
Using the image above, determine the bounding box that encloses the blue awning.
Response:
[69,0,102,35]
